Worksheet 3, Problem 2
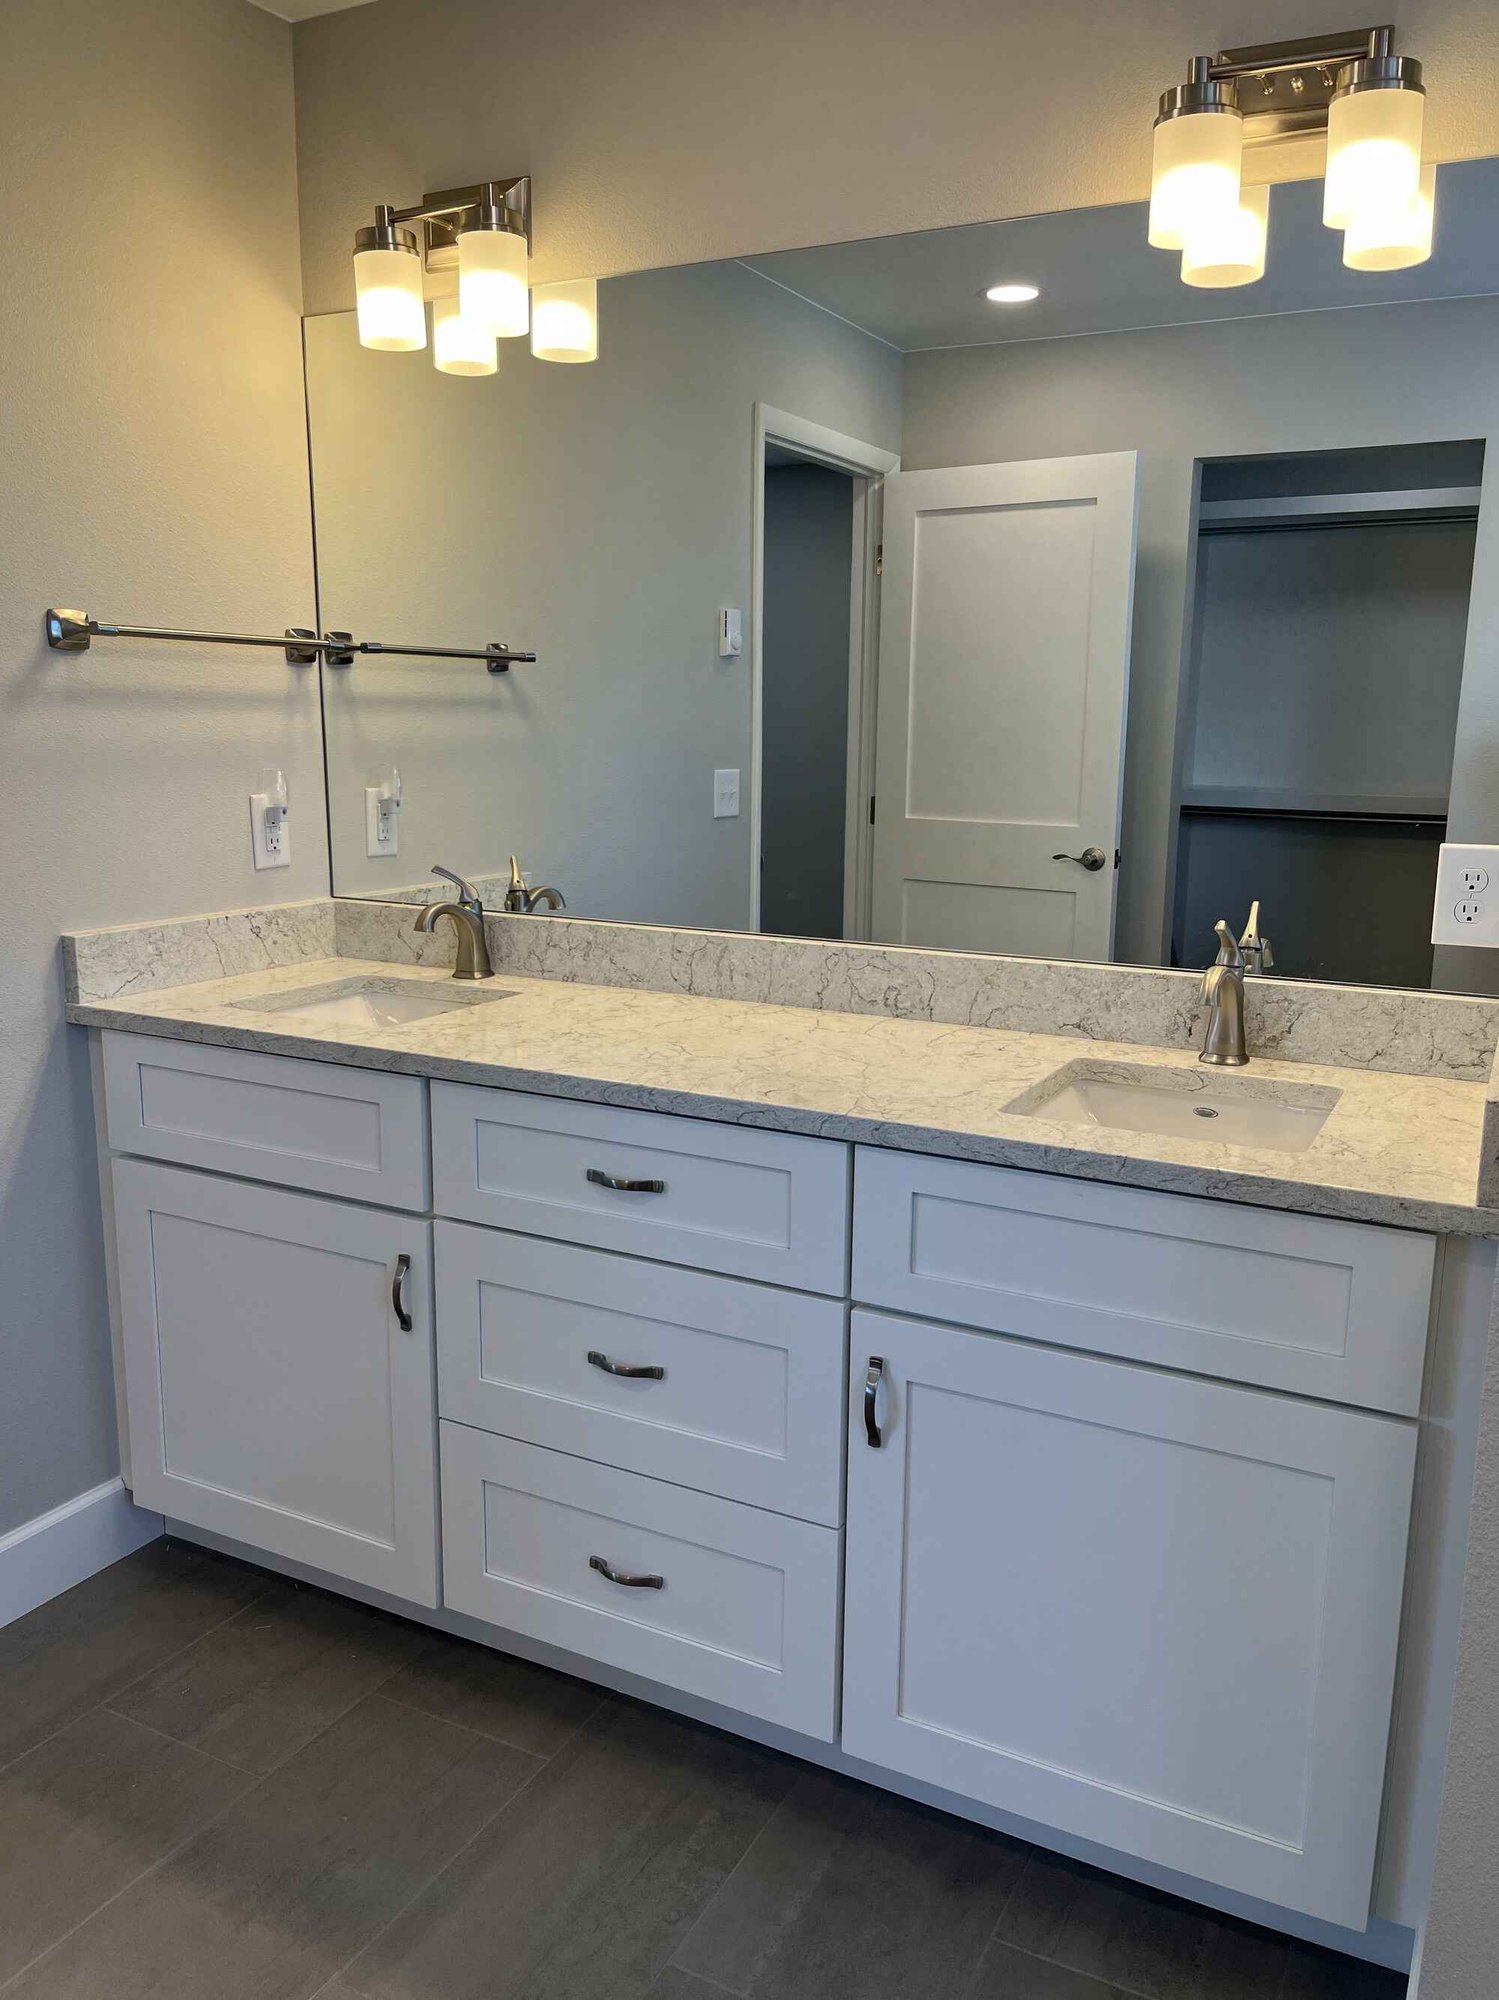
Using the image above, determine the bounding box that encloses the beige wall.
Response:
[292,0,1499,317]
[0,0,316,1534]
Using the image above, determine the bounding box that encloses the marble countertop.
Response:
[66,955,1499,1236]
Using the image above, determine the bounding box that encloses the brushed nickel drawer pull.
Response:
[586,1168,666,1194]
[589,1555,665,1590]
[587,1350,666,1381]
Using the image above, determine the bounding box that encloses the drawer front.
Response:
[101,1030,429,1210]
[432,1082,849,1293]
[854,1149,1434,1414]
[440,1423,841,1739]
[436,1224,846,1524]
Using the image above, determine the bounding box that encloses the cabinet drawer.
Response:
[101,1031,429,1210]
[432,1082,849,1293]
[440,1423,840,1739]
[436,1224,846,1524]
[854,1149,1434,1413]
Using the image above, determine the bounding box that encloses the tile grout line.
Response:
[661,1767,794,1984]
[299,1694,619,1999]
[371,1682,614,1760]
[0,1560,280,1782]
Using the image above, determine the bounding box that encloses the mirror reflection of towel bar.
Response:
[43,608,535,672]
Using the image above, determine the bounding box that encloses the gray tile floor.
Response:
[0,1540,1408,2000]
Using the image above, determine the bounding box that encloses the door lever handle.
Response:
[1052,846,1107,872]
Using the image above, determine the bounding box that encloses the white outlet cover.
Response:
[1432,842,1499,946]
[249,792,291,871]
[364,785,399,858]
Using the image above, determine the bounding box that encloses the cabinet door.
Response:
[843,1309,1415,1929]
[113,1159,437,1605]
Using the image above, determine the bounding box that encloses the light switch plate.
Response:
[713,768,741,818]
[1432,843,1499,946]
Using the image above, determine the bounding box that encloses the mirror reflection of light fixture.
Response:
[1181,185,1269,288]
[530,279,600,363]
[432,295,498,376]
[353,213,426,351]
[1148,60,1243,251]
[350,175,600,369]
[1146,26,1435,286]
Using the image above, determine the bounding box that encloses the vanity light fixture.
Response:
[985,282,1041,304]
[1148,26,1436,286]
[351,176,600,369]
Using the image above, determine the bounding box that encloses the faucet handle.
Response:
[1211,919,1244,971]
[1239,900,1273,974]
[431,864,481,913]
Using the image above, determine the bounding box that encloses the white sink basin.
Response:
[1008,1061,1339,1154]
[235,977,516,1032]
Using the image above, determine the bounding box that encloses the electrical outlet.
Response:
[249,791,291,870]
[1432,843,1499,946]
[365,784,400,858]
[713,768,740,818]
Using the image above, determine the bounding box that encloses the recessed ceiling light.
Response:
[985,282,1040,304]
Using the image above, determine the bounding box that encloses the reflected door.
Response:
[871,452,1138,959]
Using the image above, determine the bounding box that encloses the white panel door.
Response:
[872,452,1138,959]
[843,1309,1415,1928]
[113,1158,438,1605]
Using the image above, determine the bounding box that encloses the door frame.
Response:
[751,404,900,939]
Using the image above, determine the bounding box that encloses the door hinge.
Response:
[875,542,883,577]
[869,794,876,826]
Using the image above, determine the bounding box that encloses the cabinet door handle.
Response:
[586,1168,666,1194]
[589,1554,665,1590]
[864,1355,885,1448]
[587,1349,666,1381]
[391,1253,413,1332]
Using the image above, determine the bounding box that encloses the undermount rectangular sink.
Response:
[234,977,517,1032]
[1007,1060,1340,1155]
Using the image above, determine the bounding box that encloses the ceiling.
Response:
[248,0,375,21]
[740,157,1499,352]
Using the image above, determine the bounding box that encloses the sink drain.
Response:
[1193,1105,1220,1120]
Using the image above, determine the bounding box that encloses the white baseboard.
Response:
[0,1478,162,1628]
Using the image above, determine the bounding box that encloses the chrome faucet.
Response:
[1199,920,1248,1066]
[503,854,566,914]
[413,865,494,979]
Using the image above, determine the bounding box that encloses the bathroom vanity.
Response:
[66,915,1499,1971]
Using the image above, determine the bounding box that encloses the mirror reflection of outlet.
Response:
[365,784,400,858]
[1433,843,1499,946]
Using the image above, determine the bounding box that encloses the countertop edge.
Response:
[68,998,1499,1239]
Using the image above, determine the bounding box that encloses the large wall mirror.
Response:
[306,158,1499,995]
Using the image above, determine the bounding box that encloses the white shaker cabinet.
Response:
[112,1158,439,1605]
[842,1307,1417,1930]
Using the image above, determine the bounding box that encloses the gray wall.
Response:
[0,0,316,1536]
[760,464,855,939]
[308,264,899,925]
[288,0,1499,318]
[901,295,1499,986]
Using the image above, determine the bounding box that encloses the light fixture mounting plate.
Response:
[420,175,532,268]
[1206,25,1397,143]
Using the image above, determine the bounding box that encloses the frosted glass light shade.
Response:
[1324,83,1424,229]
[458,226,530,338]
[1180,184,1269,288]
[432,296,498,376]
[1343,161,1436,270]
[530,278,599,363]
[1149,109,1243,250]
[354,247,426,351]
